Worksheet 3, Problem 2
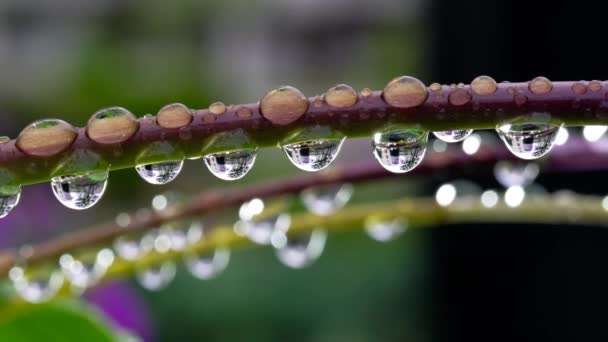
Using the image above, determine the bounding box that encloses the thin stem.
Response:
[0,79,606,186]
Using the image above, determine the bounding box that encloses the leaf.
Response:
[0,300,124,342]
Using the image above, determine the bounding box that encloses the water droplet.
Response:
[433,129,473,143]
[50,170,109,210]
[209,102,227,115]
[372,129,428,173]
[582,125,607,142]
[185,248,230,280]
[480,189,499,208]
[9,266,64,303]
[471,75,498,95]
[496,115,561,160]
[325,84,358,108]
[239,198,291,245]
[300,183,353,216]
[528,76,552,95]
[236,106,253,119]
[504,185,525,207]
[87,107,139,145]
[260,86,309,125]
[0,185,20,219]
[16,119,78,157]
[494,161,539,187]
[448,88,472,106]
[572,82,587,95]
[360,88,373,97]
[429,83,442,91]
[513,93,528,106]
[204,149,257,180]
[59,248,114,289]
[283,138,345,172]
[382,76,428,108]
[0,136,9,143]
[365,217,407,242]
[136,262,176,291]
[274,229,327,269]
[135,160,184,185]
[589,81,602,92]
[157,103,192,129]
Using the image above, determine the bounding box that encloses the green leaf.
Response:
[0,300,124,342]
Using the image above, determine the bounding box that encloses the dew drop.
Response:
[448,88,472,106]
[135,160,184,185]
[572,82,587,95]
[282,138,345,172]
[9,266,64,304]
[50,170,109,210]
[16,119,78,157]
[325,84,358,108]
[372,128,428,173]
[493,161,539,187]
[87,107,139,145]
[0,136,9,143]
[528,77,553,95]
[274,229,327,269]
[471,75,498,95]
[364,217,407,242]
[300,183,353,216]
[59,248,114,290]
[432,129,473,143]
[185,247,230,280]
[238,198,291,245]
[495,115,561,160]
[136,262,176,291]
[589,81,602,92]
[203,149,257,180]
[236,106,253,119]
[360,88,373,97]
[155,103,192,129]
[0,185,20,219]
[260,86,309,126]
[209,102,227,115]
[429,83,442,91]
[382,76,428,108]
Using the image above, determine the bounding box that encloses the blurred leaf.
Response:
[0,300,123,342]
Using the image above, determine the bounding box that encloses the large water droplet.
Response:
[433,130,473,143]
[0,185,20,219]
[372,129,428,173]
[238,198,291,245]
[282,138,345,172]
[185,248,230,280]
[364,218,407,242]
[135,160,184,185]
[300,183,353,216]
[59,248,114,290]
[136,262,176,291]
[204,149,257,180]
[9,266,64,303]
[496,116,561,160]
[51,170,109,210]
[493,161,539,187]
[274,229,327,269]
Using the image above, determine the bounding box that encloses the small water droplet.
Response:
[471,75,498,95]
[300,183,353,216]
[202,113,217,123]
[260,86,309,126]
[274,229,327,269]
[0,136,10,144]
[209,102,227,115]
[372,129,428,173]
[496,115,561,160]
[360,88,373,97]
[432,129,473,143]
[589,81,602,92]
[382,76,428,108]
[156,103,192,129]
[239,198,291,245]
[0,185,20,219]
[50,170,109,210]
[185,247,230,280]
[204,149,257,180]
[282,138,345,172]
[87,107,139,145]
[236,106,253,119]
[528,76,552,95]
[136,262,176,291]
[448,88,472,106]
[494,161,539,187]
[59,248,114,290]
[429,83,442,91]
[16,119,78,157]
[513,93,528,106]
[365,217,407,242]
[9,266,64,303]
[135,160,184,185]
[572,82,588,95]
[325,84,358,108]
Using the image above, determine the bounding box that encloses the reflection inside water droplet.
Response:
[372,129,428,173]
[136,160,184,185]
[275,229,327,269]
[0,185,20,219]
[433,129,473,143]
[282,138,345,172]
[9,266,64,303]
[204,149,257,180]
[51,170,109,210]
[136,262,176,291]
[496,116,561,160]
[300,183,353,216]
